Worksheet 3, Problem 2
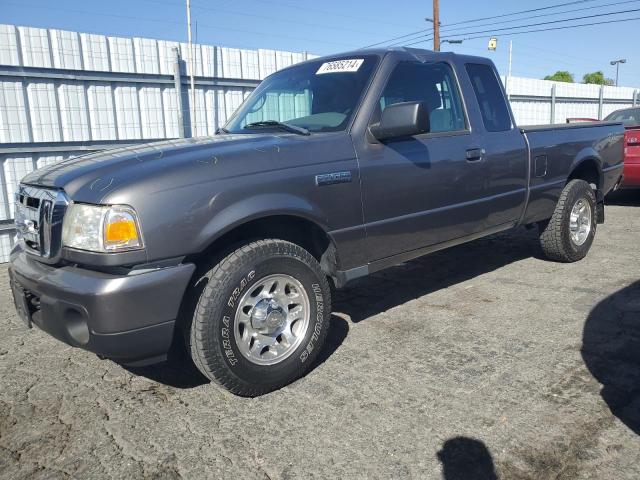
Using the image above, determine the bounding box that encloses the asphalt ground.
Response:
[1,191,639,479]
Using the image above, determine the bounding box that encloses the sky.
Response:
[2,0,639,87]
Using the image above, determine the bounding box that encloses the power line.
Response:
[452,15,640,42]
[444,0,600,27]
[361,29,430,49]
[138,0,388,38]
[387,33,433,48]
[511,41,600,66]
[248,0,419,29]
[441,6,640,39]
[439,0,640,33]
[3,1,358,49]
[362,0,608,49]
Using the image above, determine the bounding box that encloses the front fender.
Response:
[194,193,330,253]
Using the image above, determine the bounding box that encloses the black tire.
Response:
[539,179,597,262]
[185,239,331,397]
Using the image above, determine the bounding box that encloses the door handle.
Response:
[466,148,485,162]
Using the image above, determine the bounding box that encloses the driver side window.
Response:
[380,62,466,133]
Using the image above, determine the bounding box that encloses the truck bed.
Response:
[520,121,625,224]
[520,121,621,132]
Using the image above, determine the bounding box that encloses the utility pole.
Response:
[433,0,440,52]
[186,0,196,134]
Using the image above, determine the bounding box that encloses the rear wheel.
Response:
[185,239,331,396]
[539,179,597,262]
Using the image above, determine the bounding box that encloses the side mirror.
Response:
[369,101,430,141]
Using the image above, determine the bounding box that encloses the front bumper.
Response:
[9,245,195,366]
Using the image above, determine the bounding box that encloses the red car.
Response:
[604,108,640,189]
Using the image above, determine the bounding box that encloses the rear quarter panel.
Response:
[521,123,624,224]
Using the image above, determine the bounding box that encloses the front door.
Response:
[356,60,491,261]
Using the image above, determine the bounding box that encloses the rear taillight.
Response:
[627,135,640,147]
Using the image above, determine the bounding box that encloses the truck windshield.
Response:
[225,55,379,134]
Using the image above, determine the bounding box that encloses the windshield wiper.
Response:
[243,120,310,136]
[216,127,230,134]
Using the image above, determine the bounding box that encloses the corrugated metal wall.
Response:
[0,23,320,261]
[0,23,638,263]
[504,76,639,125]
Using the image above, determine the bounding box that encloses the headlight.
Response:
[62,204,143,253]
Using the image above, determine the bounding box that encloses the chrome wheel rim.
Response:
[233,274,310,366]
[569,197,592,246]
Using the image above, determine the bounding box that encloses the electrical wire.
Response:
[138,0,388,38]
[249,0,419,28]
[406,15,640,45]
[361,29,431,49]
[3,1,358,48]
[439,0,640,33]
[440,6,640,39]
[361,0,616,49]
[444,0,600,27]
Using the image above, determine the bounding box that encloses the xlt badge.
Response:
[315,171,352,186]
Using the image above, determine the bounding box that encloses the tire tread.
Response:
[539,179,596,262]
[186,239,331,397]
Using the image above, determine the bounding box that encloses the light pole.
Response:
[610,59,627,87]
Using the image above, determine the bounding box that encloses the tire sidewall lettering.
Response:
[218,259,328,373]
[300,283,324,363]
[221,270,255,366]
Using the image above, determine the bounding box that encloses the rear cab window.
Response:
[465,63,512,132]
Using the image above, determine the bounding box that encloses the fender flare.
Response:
[569,147,603,188]
[194,192,333,254]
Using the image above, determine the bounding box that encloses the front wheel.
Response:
[186,240,331,396]
[539,179,597,262]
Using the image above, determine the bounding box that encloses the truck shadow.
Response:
[124,226,540,389]
[333,226,541,323]
[122,314,349,389]
[582,281,640,435]
[606,190,640,206]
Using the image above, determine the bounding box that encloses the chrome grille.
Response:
[14,185,69,260]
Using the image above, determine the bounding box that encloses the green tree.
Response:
[582,71,614,85]
[544,71,574,83]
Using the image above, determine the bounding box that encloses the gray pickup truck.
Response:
[9,48,624,396]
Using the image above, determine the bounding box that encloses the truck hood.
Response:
[21,133,324,202]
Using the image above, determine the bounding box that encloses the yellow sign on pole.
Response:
[488,37,498,51]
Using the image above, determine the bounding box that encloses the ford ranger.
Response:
[9,48,624,396]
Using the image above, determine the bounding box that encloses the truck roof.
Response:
[305,47,492,67]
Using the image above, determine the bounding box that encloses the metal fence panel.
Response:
[80,33,110,72]
[87,83,117,140]
[0,25,19,66]
[114,84,142,140]
[0,81,30,143]
[27,81,61,142]
[50,29,82,70]
[58,82,90,141]
[108,36,136,73]
[19,26,52,68]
